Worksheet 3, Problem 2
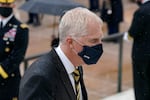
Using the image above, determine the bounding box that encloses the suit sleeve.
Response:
[0,25,29,78]
[128,11,145,38]
[19,75,55,100]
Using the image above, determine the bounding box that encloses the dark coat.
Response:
[89,0,99,11]
[128,1,150,100]
[101,0,123,23]
[129,1,150,61]
[19,49,87,100]
[0,16,29,99]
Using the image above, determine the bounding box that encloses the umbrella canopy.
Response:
[19,0,85,16]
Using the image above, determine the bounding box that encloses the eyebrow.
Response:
[0,3,11,5]
[88,38,100,43]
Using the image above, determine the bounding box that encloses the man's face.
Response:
[73,21,103,51]
[0,3,14,18]
[70,20,103,65]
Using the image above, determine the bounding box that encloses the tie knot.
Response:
[73,69,80,82]
[73,69,80,76]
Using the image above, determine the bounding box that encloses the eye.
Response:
[89,39,100,44]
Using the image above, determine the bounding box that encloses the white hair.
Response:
[59,7,103,42]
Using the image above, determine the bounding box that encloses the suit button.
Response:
[6,41,10,45]
[11,73,15,77]
[5,47,10,52]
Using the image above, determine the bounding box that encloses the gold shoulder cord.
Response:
[0,65,8,79]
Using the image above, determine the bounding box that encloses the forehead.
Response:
[82,22,103,43]
[80,27,103,41]
[83,31,103,42]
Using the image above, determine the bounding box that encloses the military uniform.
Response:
[89,0,99,12]
[0,15,29,100]
[101,0,123,37]
[128,1,150,100]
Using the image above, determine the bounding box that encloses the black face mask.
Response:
[78,44,103,65]
[0,7,13,17]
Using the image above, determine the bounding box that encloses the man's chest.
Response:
[0,25,17,53]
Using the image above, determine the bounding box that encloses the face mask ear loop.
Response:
[72,38,84,46]
[70,37,83,55]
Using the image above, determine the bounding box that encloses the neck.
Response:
[60,44,83,67]
[0,16,4,19]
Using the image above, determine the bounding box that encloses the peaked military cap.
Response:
[0,0,15,3]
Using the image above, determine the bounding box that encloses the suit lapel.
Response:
[3,16,15,29]
[78,66,88,100]
[51,49,76,100]
[59,69,76,100]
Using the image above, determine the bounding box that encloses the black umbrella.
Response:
[19,0,85,16]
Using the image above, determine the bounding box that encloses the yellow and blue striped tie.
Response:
[73,69,80,100]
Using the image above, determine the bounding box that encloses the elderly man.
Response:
[19,7,103,100]
[0,0,29,100]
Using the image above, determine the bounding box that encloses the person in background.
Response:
[26,0,40,27]
[89,0,100,12]
[51,34,59,47]
[101,0,123,42]
[128,0,150,100]
[19,7,103,100]
[0,0,29,99]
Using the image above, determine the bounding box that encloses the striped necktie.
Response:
[73,69,80,100]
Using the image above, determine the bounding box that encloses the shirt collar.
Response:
[143,0,150,3]
[0,14,13,27]
[55,45,75,75]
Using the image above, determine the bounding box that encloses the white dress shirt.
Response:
[55,46,83,100]
[0,14,13,28]
[143,0,150,3]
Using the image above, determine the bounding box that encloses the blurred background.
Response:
[14,0,139,99]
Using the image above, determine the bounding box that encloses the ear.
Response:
[66,36,73,44]
[66,36,74,48]
[65,35,72,42]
